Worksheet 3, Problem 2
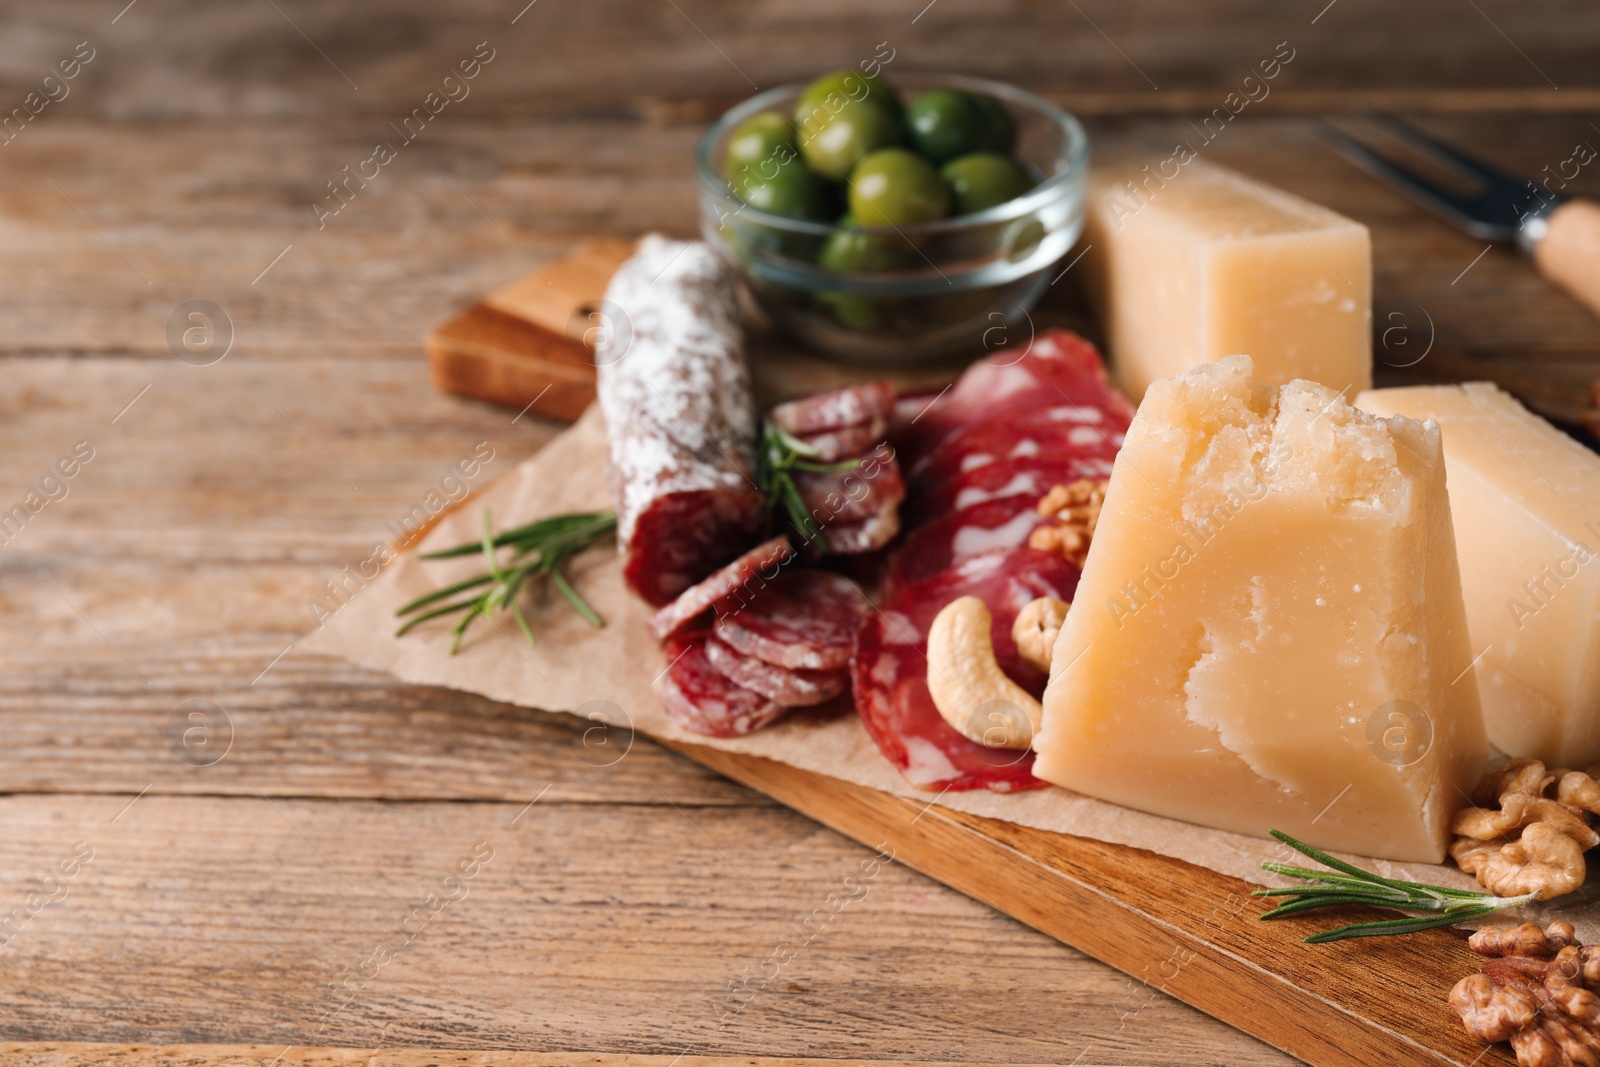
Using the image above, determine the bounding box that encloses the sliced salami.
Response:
[907,404,1126,492]
[818,506,900,555]
[884,494,1050,597]
[892,330,1133,471]
[770,381,896,436]
[596,236,765,606]
[658,633,787,737]
[647,536,794,642]
[704,635,847,707]
[796,416,887,463]
[794,448,906,527]
[903,453,1117,526]
[852,547,1080,793]
[713,569,867,671]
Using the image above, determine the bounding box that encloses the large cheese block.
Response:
[1034,356,1486,863]
[1082,161,1372,402]
[1359,383,1600,767]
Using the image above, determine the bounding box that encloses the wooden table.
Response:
[3,2,1597,1064]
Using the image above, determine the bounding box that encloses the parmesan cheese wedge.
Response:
[1034,356,1487,863]
[1359,383,1600,768]
[1082,161,1372,401]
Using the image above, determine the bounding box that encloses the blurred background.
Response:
[1,1,1597,1063]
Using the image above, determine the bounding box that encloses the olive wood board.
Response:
[661,740,1513,1067]
[424,237,636,422]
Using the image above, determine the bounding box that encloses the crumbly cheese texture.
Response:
[1359,383,1600,767]
[1082,161,1372,401]
[1034,356,1486,863]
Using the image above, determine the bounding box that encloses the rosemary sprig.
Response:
[395,508,616,653]
[757,421,860,544]
[1257,829,1539,943]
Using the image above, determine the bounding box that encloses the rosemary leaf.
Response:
[396,508,617,652]
[1257,828,1540,943]
[421,513,600,559]
[394,575,495,616]
[1301,906,1505,944]
[550,567,604,628]
[757,420,860,546]
[394,598,478,637]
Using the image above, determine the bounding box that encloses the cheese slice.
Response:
[1034,356,1486,863]
[1359,383,1600,767]
[1082,160,1372,401]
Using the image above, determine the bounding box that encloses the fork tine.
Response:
[1318,122,1472,212]
[1317,120,1522,241]
[1366,113,1525,193]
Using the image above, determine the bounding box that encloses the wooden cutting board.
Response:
[425,237,635,422]
[665,740,1512,1067]
[424,239,1516,1067]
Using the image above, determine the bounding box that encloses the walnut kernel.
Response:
[1450,759,1598,901]
[1451,922,1600,1067]
[1028,479,1109,568]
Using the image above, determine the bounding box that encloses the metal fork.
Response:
[1320,115,1600,320]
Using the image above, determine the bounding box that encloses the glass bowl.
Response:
[697,74,1088,363]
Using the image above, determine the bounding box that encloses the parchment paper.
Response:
[303,405,1598,940]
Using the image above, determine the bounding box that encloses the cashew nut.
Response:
[1012,596,1070,672]
[926,596,1042,750]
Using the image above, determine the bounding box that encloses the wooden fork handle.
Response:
[1533,199,1600,320]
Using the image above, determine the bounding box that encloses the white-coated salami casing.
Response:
[596,236,765,605]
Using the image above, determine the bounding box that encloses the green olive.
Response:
[793,69,901,133]
[733,158,829,221]
[724,110,797,177]
[941,153,1036,214]
[968,92,1016,153]
[904,88,994,164]
[817,291,881,329]
[848,149,951,227]
[798,98,903,181]
[818,215,909,272]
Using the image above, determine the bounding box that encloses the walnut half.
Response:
[1028,479,1109,568]
[1451,921,1600,1067]
[1450,758,1600,901]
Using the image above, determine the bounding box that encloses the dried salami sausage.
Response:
[883,493,1051,597]
[907,404,1127,492]
[852,547,1080,792]
[891,330,1132,471]
[903,453,1116,527]
[770,381,896,436]
[713,569,866,671]
[704,635,846,707]
[794,450,906,527]
[647,536,794,642]
[597,236,766,606]
[795,417,887,463]
[658,633,788,737]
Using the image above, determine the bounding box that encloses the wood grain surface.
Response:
[2,1,1597,1064]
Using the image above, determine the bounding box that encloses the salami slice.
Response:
[884,493,1050,597]
[796,417,887,463]
[771,381,896,436]
[713,569,866,670]
[794,449,906,526]
[658,633,787,737]
[903,453,1117,527]
[852,547,1080,793]
[646,536,794,642]
[907,404,1126,493]
[704,635,847,707]
[818,507,900,555]
[892,330,1133,471]
[596,236,765,606]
